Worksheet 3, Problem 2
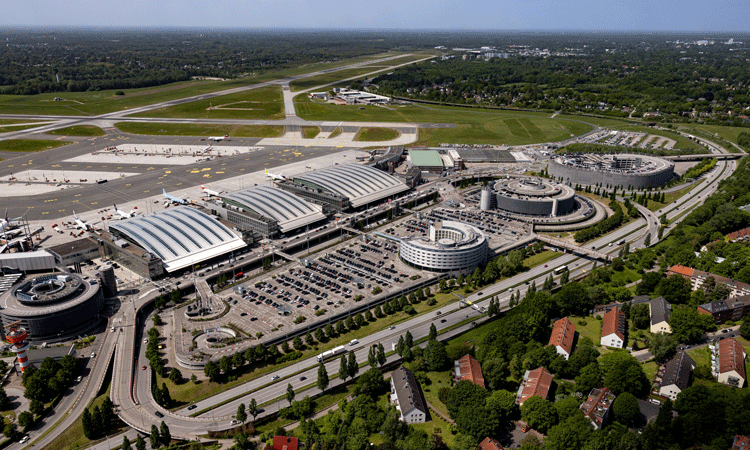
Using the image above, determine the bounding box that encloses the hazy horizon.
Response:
[4,0,749,32]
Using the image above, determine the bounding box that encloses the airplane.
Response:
[208,134,229,142]
[0,211,22,238]
[265,168,287,181]
[113,204,135,220]
[200,183,223,197]
[163,189,188,205]
[72,211,98,231]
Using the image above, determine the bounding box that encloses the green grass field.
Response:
[0,139,71,153]
[355,127,400,142]
[293,98,593,146]
[290,67,389,92]
[421,371,452,417]
[301,126,321,139]
[678,124,748,146]
[328,127,342,138]
[46,125,106,137]
[133,85,285,120]
[0,123,48,133]
[114,122,284,138]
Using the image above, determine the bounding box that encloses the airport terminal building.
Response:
[204,186,327,238]
[279,164,410,212]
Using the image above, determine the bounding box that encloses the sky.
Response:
[3,0,750,32]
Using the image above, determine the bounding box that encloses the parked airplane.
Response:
[265,168,286,181]
[72,211,98,231]
[163,189,188,205]
[113,204,135,219]
[208,134,229,142]
[200,183,223,197]
[0,211,22,238]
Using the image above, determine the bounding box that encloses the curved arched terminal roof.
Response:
[110,206,246,273]
[294,164,409,208]
[222,186,326,233]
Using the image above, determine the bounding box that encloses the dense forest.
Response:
[371,36,750,128]
[0,29,426,95]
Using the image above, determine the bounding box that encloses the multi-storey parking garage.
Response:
[0,273,104,344]
[492,177,576,217]
[548,153,675,189]
[280,164,409,211]
[107,206,247,273]
[400,220,488,275]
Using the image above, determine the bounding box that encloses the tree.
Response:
[204,360,220,382]
[339,355,348,381]
[482,358,508,391]
[150,425,160,449]
[544,413,593,450]
[367,345,378,368]
[336,320,346,335]
[248,398,259,422]
[656,275,692,304]
[293,336,304,351]
[555,282,591,316]
[236,403,247,424]
[305,332,315,346]
[423,339,448,371]
[486,390,519,421]
[121,435,131,450]
[29,398,44,417]
[135,434,146,450]
[354,313,365,327]
[405,331,413,348]
[670,306,714,343]
[396,335,405,356]
[741,319,750,340]
[168,367,182,384]
[18,411,33,429]
[347,350,359,378]
[160,383,172,407]
[521,396,558,433]
[160,421,171,445]
[82,408,93,439]
[281,341,291,353]
[324,323,335,338]
[2,423,15,440]
[377,343,386,366]
[647,333,677,362]
[381,409,409,444]
[429,323,438,340]
[612,392,640,425]
[575,363,603,395]
[600,352,649,397]
[317,363,329,392]
[286,383,295,406]
[314,328,325,343]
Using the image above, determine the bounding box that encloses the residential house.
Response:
[549,317,576,359]
[455,354,485,388]
[732,435,750,450]
[668,265,750,298]
[698,295,750,324]
[658,349,695,400]
[601,306,626,349]
[516,367,553,406]
[649,296,672,334]
[728,227,750,242]
[390,366,428,423]
[272,436,299,450]
[715,338,747,388]
[478,437,505,450]
[581,387,616,429]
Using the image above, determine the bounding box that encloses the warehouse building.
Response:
[205,186,327,238]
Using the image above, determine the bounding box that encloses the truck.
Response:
[317,345,346,362]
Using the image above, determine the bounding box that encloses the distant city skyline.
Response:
[3,0,750,32]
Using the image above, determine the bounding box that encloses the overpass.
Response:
[662,153,744,161]
[535,235,610,261]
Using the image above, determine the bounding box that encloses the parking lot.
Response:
[174,233,429,356]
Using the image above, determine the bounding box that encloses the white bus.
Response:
[554,265,568,275]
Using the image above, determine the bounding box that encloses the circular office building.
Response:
[548,153,675,189]
[0,273,104,344]
[493,177,576,217]
[400,220,488,275]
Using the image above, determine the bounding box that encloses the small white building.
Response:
[600,306,626,349]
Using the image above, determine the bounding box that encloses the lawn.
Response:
[421,371,452,418]
[0,123,47,133]
[642,361,659,381]
[522,250,559,269]
[0,139,71,153]
[46,125,106,137]
[301,126,321,139]
[328,127,342,138]
[687,347,711,368]
[254,384,352,435]
[44,384,127,450]
[355,127,400,142]
[114,122,284,138]
[133,85,285,120]
[294,99,592,146]
[678,124,748,147]
[569,316,604,348]
[410,414,457,449]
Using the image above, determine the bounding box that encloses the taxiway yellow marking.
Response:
[75,194,81,197]
[164,171,171,174]
[203,174,211,178]
[215,171,224,174]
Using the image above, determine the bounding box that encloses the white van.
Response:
[349,339,359,346]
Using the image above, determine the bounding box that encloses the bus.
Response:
[554,265,568,275]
